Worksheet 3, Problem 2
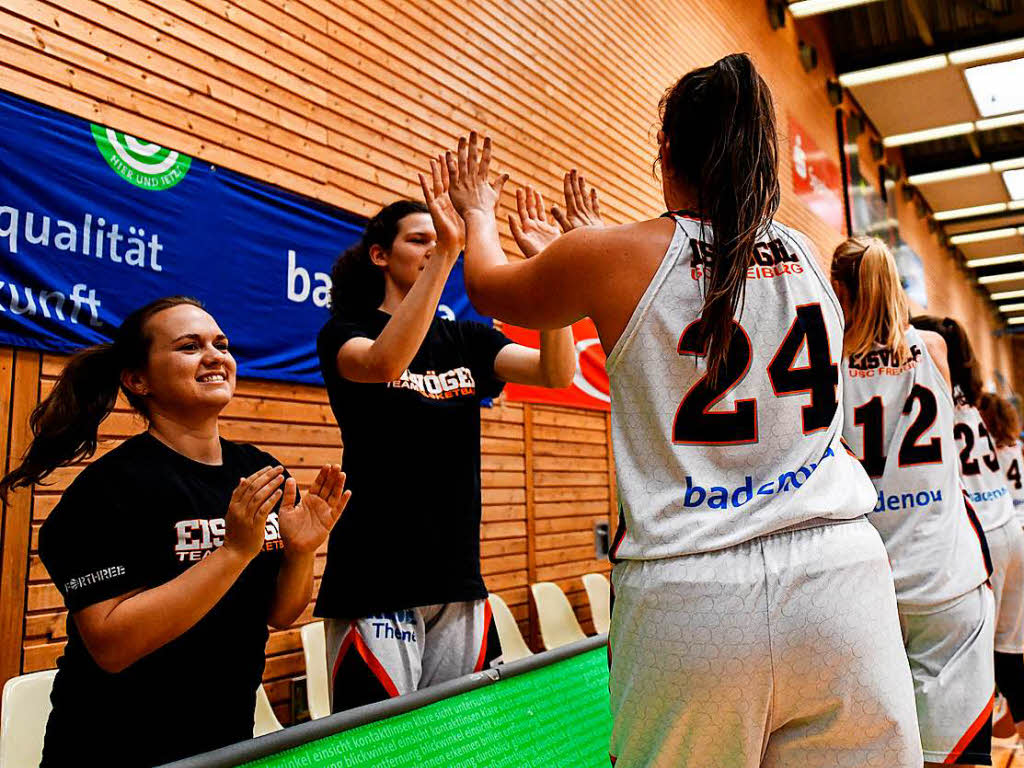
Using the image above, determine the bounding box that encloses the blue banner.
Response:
[0,90,487,385]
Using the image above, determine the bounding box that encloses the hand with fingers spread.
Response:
[278,464,350,555]
[551,169,604,233]
[419,154,465,259]
[509,185,561,258]
[446,132,509,220]
[224,466,286,562]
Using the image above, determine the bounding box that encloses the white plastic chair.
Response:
[253,684,283,737]
[487,593,533,663]
[300,621,331,720]
[0,668,57,768]
[582,572,611,635]
[530,582,587,651]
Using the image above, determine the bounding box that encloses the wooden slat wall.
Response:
[0,0,1018,726]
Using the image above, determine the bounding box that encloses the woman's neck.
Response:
[147,413,223,465]
[378,279,410,315]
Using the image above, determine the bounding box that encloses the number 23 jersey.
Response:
[607,215,876,560]
[955,401,1014,532]
[842,327,987,608]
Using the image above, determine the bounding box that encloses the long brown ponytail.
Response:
[0,296,203,497]
[910,314,983,406]
[658,53,780,383]
[831,236,910,361]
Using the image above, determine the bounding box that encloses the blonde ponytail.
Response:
[831,237,910,362]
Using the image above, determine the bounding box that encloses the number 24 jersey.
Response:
[607,216,876,560]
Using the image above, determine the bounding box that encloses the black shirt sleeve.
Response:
[461,320,514,400]
[317,314,376,385]
[39,469,157,612]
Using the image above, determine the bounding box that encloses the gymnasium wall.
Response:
[0,0,1017,724]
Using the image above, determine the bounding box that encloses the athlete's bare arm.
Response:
[919,329,953,393]
[337,160,466,384]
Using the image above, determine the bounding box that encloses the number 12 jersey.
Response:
[842,327,988,608]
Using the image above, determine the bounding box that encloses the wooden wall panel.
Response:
[0,0,1019,728]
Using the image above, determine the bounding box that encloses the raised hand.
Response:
[551,169,604,233]
[509,185,560,258]
[446,132,509,219]
[277,465,350,555]
[419,154,464,259]
[224,466,285,562]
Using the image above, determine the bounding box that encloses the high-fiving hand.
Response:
[445,132,509,219]
[551,169,603,232]
[419,154,464,260]
[509,186,560,258]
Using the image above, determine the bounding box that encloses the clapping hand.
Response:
[419,154,464,259]
[445,132,509,220]
[278,465,350,555]
[551,169,603,232]
[508,186,560,258]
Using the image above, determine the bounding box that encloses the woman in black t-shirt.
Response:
[315,159,581,712]
[0,297,350,768]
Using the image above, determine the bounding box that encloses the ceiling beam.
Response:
[903,0,933,47]
[967,132,982,160]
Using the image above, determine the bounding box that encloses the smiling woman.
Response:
[0,296,351,768]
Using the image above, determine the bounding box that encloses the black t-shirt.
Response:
[38,433,287,768]
[314,310,512,618]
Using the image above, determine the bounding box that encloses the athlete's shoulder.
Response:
[916,329,952,389]
[568,217,675,247]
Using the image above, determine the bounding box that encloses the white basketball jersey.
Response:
[842,327,988,607]
[607,215,876,560]
[955,402,1014,531]
[997,441,1024,525]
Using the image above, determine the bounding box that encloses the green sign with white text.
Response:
[242,647,611,768]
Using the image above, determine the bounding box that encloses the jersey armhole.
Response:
[605,219,690,375]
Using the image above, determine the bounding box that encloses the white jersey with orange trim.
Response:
[955,401,1015,531]
[996,441,1024,526]
[606,215,876,560]
[841,328,988,608]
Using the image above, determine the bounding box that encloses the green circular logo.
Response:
[91,124,191,190]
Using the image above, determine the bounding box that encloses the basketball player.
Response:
[445,54,922,767]
[913,316,1024,747]
[979,394,1024,524]
[833,239,994,766]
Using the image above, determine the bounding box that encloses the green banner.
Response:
[242,647,611,768]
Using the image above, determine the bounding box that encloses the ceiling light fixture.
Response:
[979,270,1024,284]
[838,55,949,87]
[966,253,1024,268]
[976,112,1024,131]
[949,227,1022,245]
[948,37,1024,66]
[992,289,1024,300]
[993,157,1024,173]
[999,302,1024,312]
[964,58,1024,117]
[907,163,992,186]
[933,203,1008,221]
[1008,316,1024,325]
[788,0,884,18]
[1005,169,1024,199]
[883,123,975,147]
